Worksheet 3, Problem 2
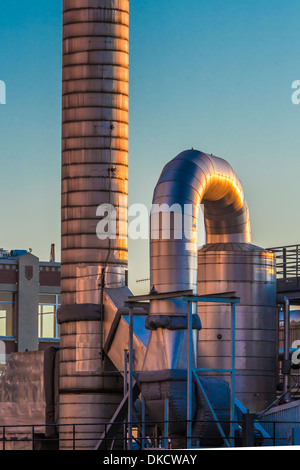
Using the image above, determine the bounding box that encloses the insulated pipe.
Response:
[144,149,250,370]
[141,149,249,446]
[61,0,129,305]
[148,149,251,321]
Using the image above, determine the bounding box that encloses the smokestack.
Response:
[61,0,129,305]
[50,243,56,263]
[59,0,129,449]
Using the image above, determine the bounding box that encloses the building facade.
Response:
[0,249,61,373]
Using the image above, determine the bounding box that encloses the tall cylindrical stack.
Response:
[61,0,129,306]
[60,0,129,449]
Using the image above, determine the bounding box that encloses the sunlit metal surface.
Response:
[197,242,277,413]
[149,149,250,318]
[145,149,251,373]
[141,149,251,446]
[59,0,129,449]
[61,0,129,306]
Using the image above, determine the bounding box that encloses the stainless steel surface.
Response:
[60,0,129,449]
[59,317,123,450]
[61,0,129,306]
[197,242,277,413]
[141,150,250,445]
[149,149,250,318]
[76,265,126,304]
[0,351,46,432]
[145,150,251,375]
[58,286,148,450]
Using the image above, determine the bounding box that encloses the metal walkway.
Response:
[268,244,300,302]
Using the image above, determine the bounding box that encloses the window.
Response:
[0,339,6,374]
[38,294,60,339]
[0,292,15,337]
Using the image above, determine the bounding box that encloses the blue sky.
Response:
[0,1,299,293]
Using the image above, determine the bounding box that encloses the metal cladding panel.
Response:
[61,0,129,304]
[0,352,46,431]
[63,37,129,55]
[59,393,123,450]
[63,78,128,95]
[260,400,300,446]
[197,243,278,413]
[63,0,129,9]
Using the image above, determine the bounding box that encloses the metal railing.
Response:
[268,244,300,281]
[0,418,299,450]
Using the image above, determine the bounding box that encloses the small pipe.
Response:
[128,307,134,450]
[187,301,193,449]
[123,350,128,396]
[50,244,56,263]
[99,267,105,373]
[283,296,291,401]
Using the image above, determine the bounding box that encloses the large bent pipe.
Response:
[141,149,249,445]
[147,149,251,325]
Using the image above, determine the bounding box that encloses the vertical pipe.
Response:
[123,349,128,395]
[123,348,128,449]
[231,302,236,446]
[128,306,133,450]
[187,301,193,449]
[283,296,291,400]
[242,412,255,448]
[164,395,169,449]
[283,248,287,280]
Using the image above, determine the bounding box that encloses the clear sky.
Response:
[0,0,299,294]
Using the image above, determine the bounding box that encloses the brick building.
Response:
[0,249,60,373]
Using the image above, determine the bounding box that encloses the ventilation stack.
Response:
[59,0,129,449]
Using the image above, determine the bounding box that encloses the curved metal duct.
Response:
[144,149,251,367]
[141,149,251,446]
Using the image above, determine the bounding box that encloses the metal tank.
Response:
[197,243,278,413]
[59,0,129,449]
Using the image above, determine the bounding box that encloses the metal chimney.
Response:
[61,0,129,306]
[50,243,56,263]
[59,0,129,449]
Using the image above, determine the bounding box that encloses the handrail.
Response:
[268,244,300,281]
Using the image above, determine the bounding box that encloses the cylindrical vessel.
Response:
[197,242,278,413]
[59,320,123,450]
[61,0,129,305]
[60,0,129,449]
